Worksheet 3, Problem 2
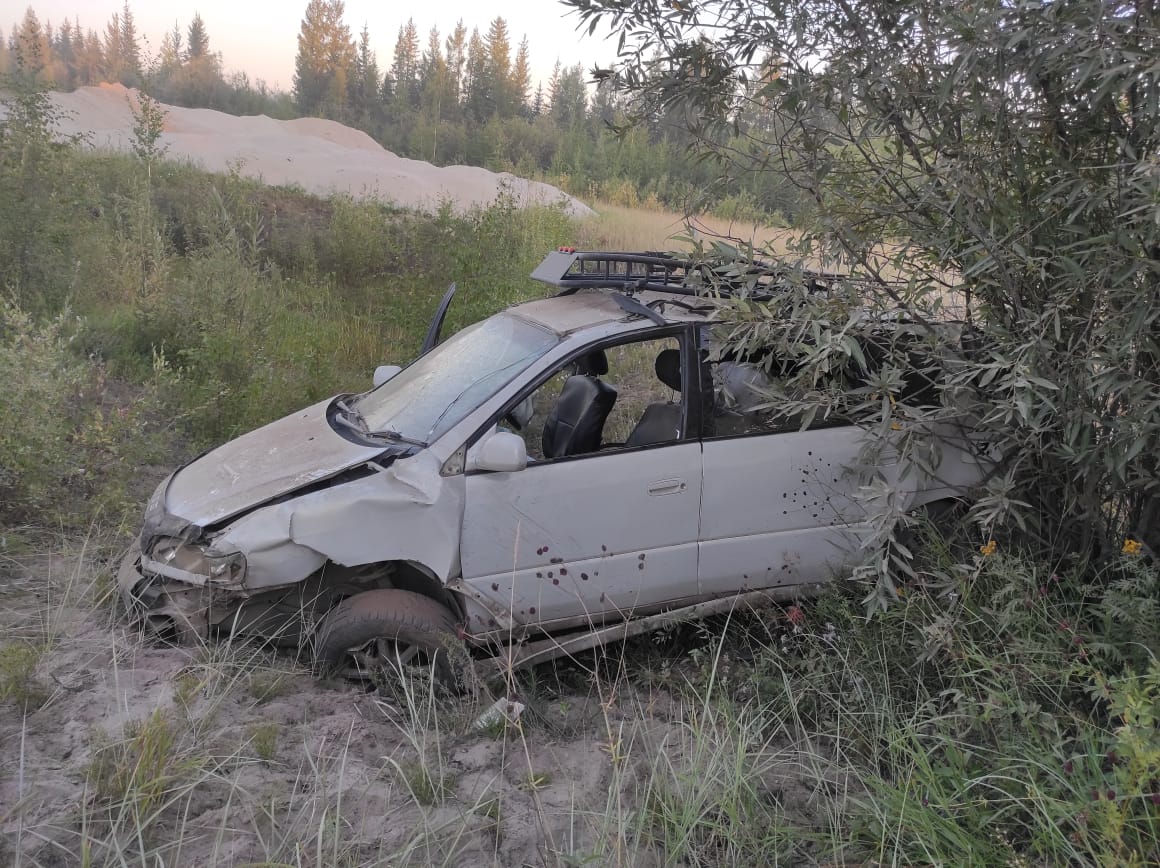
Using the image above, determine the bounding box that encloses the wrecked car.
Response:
[119,250,994,680]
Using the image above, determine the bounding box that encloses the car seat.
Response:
[625,348,683,447]
[541,375,618,458]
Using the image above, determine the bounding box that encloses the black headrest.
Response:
[573,349,609,376]
[655,348,682,391]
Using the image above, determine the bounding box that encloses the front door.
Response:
[459,332,702,632]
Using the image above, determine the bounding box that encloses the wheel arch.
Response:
[389,559,466,621]
[309,557,465,624]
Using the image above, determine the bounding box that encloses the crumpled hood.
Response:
[164,397,390,527]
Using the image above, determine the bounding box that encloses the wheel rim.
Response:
[339,636,439,683]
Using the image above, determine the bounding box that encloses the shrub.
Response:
[0,302,166,525]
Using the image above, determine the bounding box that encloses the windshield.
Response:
[352,313,559,443]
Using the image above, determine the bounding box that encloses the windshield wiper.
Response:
[424,355,534,442]
[335,399,427,447]
[364,427,427,448]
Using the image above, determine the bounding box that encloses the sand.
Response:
[0,540,831,866]
[39,84,594,217]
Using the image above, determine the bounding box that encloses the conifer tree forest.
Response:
[0,0,798,220]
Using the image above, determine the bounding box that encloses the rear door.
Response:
[697,352,870,591]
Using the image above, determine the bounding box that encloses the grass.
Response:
[2,528,1156,865]
[574,200,801,255]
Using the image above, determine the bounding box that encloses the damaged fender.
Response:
[214,451,464,590]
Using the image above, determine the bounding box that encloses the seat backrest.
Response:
[625,402,682,448]
[541,375,618,459]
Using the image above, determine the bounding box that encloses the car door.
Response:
[697,352,873,591]
[458,330,703,632]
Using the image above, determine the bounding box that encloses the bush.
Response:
[0,302,166,525]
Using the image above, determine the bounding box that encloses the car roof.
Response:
[509,287,714,335]
[511,248,856,337]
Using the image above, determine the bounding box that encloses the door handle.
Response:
[647,478,686,496]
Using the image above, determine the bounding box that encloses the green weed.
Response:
[392,756,454,807]
[248,722,280,762]
[86,709,202,818]
[0,642,47,709]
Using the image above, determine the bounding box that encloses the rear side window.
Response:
[702,325,949,439]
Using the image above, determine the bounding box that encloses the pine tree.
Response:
[293,0,355,118]
[350,24,382,125]
[444,21,467,107]
[157,24,182,82]
[463,27,488,121]
[550,63,587,127]
[13,7,50,85]
[186,12,209,60]
[103,12,123,83]
[118,2,142,86]
[55,18,77,87]
[511,36,531,117]
[76,26,104,85]
[484,17,512,117]
[390,18,420,109]
[181,13,220,105]
[547,60,561,113]
[419,27,449,121]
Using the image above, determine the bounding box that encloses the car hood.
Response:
[163,397,391,528]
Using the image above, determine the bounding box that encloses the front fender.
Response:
[214,451,464,591]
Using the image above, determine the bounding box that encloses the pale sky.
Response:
[5,1,620,93]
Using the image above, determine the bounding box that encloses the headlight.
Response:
[140,473,173,547]
[144,537,247,588]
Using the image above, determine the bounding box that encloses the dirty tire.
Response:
[313,589,462,686]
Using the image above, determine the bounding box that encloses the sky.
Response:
[7,0,621,93]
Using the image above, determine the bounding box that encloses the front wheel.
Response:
[313,588,462,687]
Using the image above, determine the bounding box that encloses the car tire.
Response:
[313,588,463,687]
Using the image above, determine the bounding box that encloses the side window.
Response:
[508,335,684,462]
[706,355,851,438]
[708,357,795,437]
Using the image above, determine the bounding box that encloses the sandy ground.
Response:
[0,541,832,867]
[35,84,594,218]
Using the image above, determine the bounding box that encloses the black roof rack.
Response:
[530,249,847,299]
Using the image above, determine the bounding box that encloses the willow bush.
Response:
[570,0,1160,604]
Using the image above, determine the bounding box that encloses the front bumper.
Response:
[117,543,215,642]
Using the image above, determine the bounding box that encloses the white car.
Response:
[118,250,991,680]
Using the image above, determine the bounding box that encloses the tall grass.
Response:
[2,519,1156,865]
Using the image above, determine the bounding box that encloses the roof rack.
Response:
[530,249,847,299]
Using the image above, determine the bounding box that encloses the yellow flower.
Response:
[1122,538,1143,556]
[979,540,997,557]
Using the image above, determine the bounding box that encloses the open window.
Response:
[701,322,951,440]
[705,351,834,438]
[501,332,688,463]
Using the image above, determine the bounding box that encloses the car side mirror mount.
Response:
[373,365,402,388]
[468,431,528,473]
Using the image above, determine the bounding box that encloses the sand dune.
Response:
[40,83,594,217]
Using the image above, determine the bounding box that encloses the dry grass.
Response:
[574,201,800,255]
[575,201,968,316]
